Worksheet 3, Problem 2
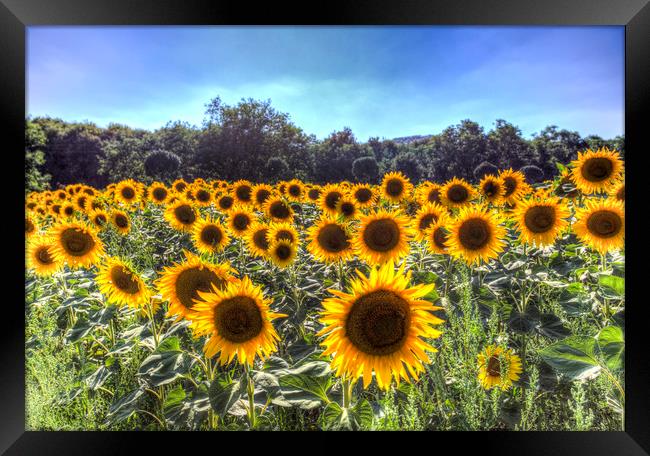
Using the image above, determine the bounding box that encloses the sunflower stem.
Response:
[244,363,257,429]
[342,376,354,409]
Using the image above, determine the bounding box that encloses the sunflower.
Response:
[286,179,305,202]
[74,194,89,212]
[381,172,413,203]
[353,210,413,264]
[412,203,447,241]
[156,251,236,321]
[477,345,523,390]
[440,178,476,208]
[111,210,131,235]
[232,180,254,205]
[49,221,105,269]
[245,223,272,258]
[89,209,109,230]
[96,257,151,309]
[26,237,63,277]
[336,196,359,220]
[609,180,625,203]
[267,222,300,246]
[252,184,274,209]
[512,197,570,247]
[114,179,141,206]
[164,199,198,232]
[319,184,345,216]
[478,175,506,205]
[61,202,76,219]
[193,186,213,207]
[306,185,322,203]
[425,214,452,255]
[224,206,252,238]
[26,216,38,239]
[318,261,443,390]
[499,169,531,205]
[88,196,104,211]
[172,179,188,194]
[263,197,294,223]
[447,205,506,265]
[570,148,624,195]
[50,203,62,217]
[268,239,297,268]
[216,193,236,212]
[573,199,625,254]
[191,276,286,366]
[149,182,170,205]
[306,216,354,263]
[351,183,377,208]
[192,217,230,254]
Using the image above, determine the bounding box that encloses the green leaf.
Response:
[105,388,145,425]
[537,313,571,340]
[208,377,245,415]
[137,339,188,387]
[539,336,602,380]
[279,374,332,406]
[598,275,624,297]
[84,365,112,390]
[596,325,624,371]
[163,385,187,410]
[350,398,374,430]
[321,402,344,430]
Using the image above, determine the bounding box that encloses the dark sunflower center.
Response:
[275,244,292,260]
[255,189,271,205]
[308,189,321,201]
[325,191,343,210]
[61,228,95,256]
[196,189,210,202]
[487,355,501,377]
[110,266,140,294]
[174,205,196,225]
[447,184,469,203]
[36,246,54,265]
[427,189,441,204]
[175,267,223,310]
[354,188,372,203]
[94,214,107,226]
[317,224,350,253]
[363,218,400,252]
[233,214,251,231]
[77,196,87,209]
[581,157,614,182]
[458,218,491,250]
[175,183,187,192]
[418,213,437,231]
[114,214,129,228]
[586,210,622,238]
[288,185,301,197]
[483,181,499,197]
[503,177,517,197]
[270,201,291,219]
[64,206,74,216]
[214,296,263,343]
[616,186,625,201]
[52,204,61,214]
[152,187,168,201]
[433,227,449,249]
[253,229,270,250]
[340,202,355,217]
[219,196,234,210]
[345,290,410,356]
[275,229,294,243]
[26,218,35,233]
[524,206,556,233]
[200,225,223,246]
[386,179,404,197]
[235,185,252,202]
[121,187,135,200]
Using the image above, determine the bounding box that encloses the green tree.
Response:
[25,120,51,193]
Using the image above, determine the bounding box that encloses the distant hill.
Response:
[390,134,433,144]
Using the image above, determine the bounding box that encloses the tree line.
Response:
[25,96,624,193]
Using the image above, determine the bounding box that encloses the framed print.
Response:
[3,0,649,453]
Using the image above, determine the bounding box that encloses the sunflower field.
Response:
[25,148,625,431]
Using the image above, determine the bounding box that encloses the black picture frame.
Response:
[4,0,649,453]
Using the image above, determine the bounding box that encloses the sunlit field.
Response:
[25,148,625,431]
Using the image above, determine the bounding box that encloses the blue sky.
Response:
[27,26,624,140]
